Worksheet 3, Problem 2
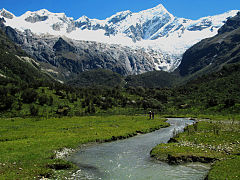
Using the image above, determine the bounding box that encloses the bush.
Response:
[30,104,39,116]
[0,94,14,110]
[56,105,70,116]
[48,96,53,106]
[85,103,96,114]
[224,98,235,108]
[38,95,49,106]
[21,89,38,104]
[207,97,218,107]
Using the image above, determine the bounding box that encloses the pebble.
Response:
[178,140,237,154]
[54,147,75,159]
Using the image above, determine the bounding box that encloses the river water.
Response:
[69,118,209,180]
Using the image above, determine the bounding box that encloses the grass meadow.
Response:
[0,115,168,179]
[151,116,240,180]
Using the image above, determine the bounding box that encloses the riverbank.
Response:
[0,115,169,179]
[150,117,240,180]
[68,118,208,180]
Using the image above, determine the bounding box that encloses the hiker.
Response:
[152,111,155,120]
[149,111,152,120]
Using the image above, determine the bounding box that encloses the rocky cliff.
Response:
[1,24,169,80]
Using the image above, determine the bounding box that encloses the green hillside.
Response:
[125,70,179,88]
[172,62,240,114]
[67,69,125,87]
[0,28,53,85]
[0,26,55,112]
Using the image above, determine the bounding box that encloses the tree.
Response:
[85,103,96,114]
[21,89,38,103]
[224,98,235,108]
[207,97,218,107]
[38,94,48,106]
[30,104,39,116]
[48,96,53,106]
[136,86,145,96]
[90,103,96,113]
[56,105,70,116]
[17,100,22,110]
[155,92,168,103]
[0,95,14,110]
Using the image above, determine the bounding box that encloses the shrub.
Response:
[21,89,38,104]
[0,94,14,110]
[224,98,235,108]
[56,105,70,116]
[30,104,39,116]
[38,95,49,106]
[48,96,53,106]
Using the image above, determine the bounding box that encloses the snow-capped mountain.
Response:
[0,5,239,72]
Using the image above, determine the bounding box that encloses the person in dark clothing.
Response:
[149,111,152,120]
[152,111,155,120]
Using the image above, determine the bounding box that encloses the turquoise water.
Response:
[69,118,209,180]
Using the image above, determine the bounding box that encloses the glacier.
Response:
[0,4,239,72]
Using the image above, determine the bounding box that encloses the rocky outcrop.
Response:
[4,26,24,44]
[25,15,48,23]
[53,37,75,52]
[0,9,14,19]
[218,12,240,34]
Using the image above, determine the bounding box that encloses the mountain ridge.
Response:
[178,12,240,78]
[0,20,54,85]
[1,5,238,72]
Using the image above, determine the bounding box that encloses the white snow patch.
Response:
[15,55,40,66]
[43,68,59,74]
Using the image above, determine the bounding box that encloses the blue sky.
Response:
[1,0,239,20]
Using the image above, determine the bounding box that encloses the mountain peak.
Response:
[1,5,239,73]
[19,9,72,24]
[77,15,89,22]
[139,3,173,18]
[111,10,132,18]
[152,4,167,10]
[35,9,51,15]
[146,4,170,13]
[21,9,67,19]
[0,8,15,19]
[0,8,6,12]
[107,10,132,24]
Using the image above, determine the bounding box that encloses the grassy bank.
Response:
[0,115,168,179]
[151,117,240,180]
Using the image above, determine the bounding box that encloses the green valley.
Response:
[0,115,169,179]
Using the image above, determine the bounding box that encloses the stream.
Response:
[69,118,209,180]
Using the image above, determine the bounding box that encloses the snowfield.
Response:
[0,4,238,71]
